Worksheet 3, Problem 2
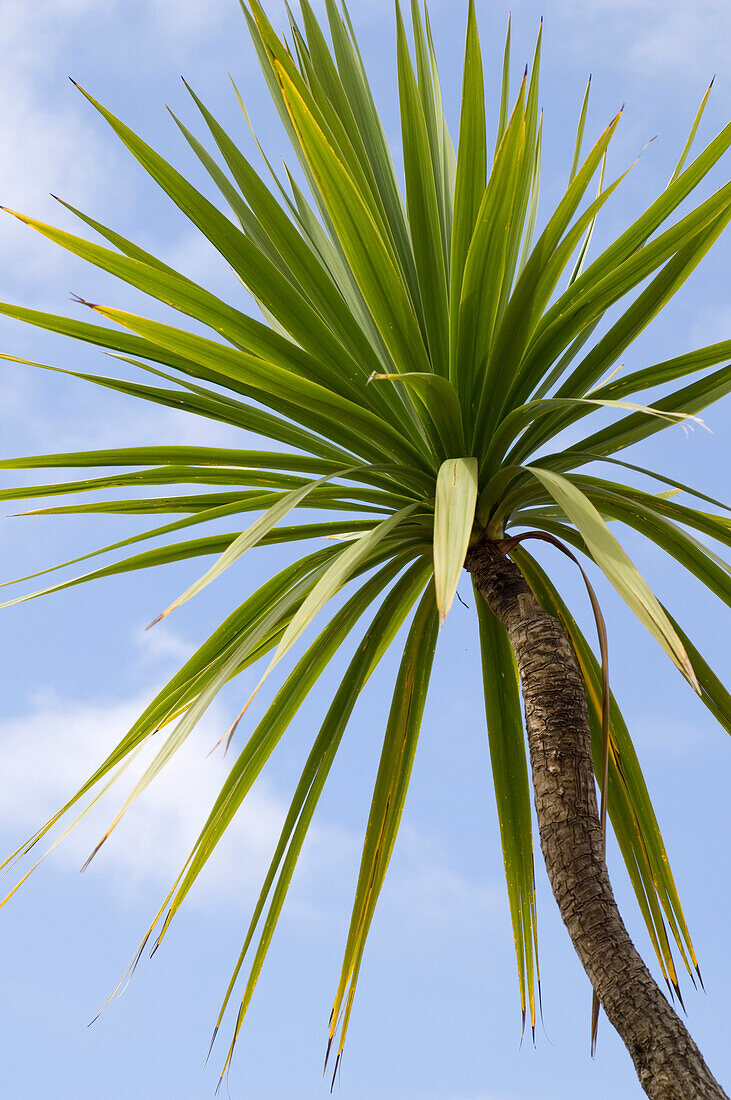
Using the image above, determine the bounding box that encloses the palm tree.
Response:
[1,2,729,1096]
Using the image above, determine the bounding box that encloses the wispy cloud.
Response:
[0,683,286,904]
[0,0,243,298]
[0,631,498,937]
[535,0,731,80]
[0,2,115,288]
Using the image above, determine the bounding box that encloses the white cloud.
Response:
[129,622,197,666]
[0,681,287,904]
[0,0,260,441]
[0,634,499,937]
[0,0,245,298]
[0,2,115,291]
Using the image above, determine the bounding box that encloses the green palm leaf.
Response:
[327,583,439,1069]
[474,583,538,1032]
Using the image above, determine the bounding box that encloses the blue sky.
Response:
[1,1,730,1098]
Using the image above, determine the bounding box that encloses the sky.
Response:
[0,1,730,1098]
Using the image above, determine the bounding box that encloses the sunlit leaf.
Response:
[433,457,478,624]
[528,467,700,690]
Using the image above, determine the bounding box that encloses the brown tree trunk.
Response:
[466,538,728,1100]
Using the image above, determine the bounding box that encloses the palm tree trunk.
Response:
[466,539,728,1100]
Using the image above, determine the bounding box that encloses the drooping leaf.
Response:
[514,549,699,992]
[212,559,433,1076]
[474,582,538,1032]
[327,583,439,1068]
[433,457,478,623]
[528,467,699,689]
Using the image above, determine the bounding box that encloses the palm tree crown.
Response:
[1,0,730,1089]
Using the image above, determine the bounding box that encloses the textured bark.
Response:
[466,539,728,1100]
